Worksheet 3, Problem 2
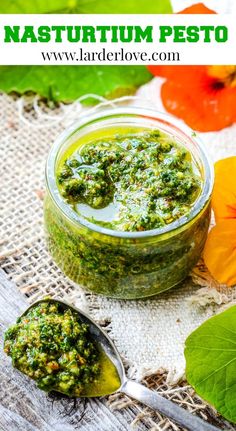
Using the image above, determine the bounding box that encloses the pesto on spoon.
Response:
[4,298,220,431]
[4,298,120,397]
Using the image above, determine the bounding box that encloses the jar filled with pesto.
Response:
[44,107,214,299]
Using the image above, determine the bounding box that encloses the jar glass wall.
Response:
[44,106,214,299]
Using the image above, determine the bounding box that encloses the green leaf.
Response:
[0,0,172,14]
[185,306,236,423]
[0,65,152,102]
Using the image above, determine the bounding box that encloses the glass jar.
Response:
[44,106,214,299]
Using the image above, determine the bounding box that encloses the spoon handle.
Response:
[121,380,222,431]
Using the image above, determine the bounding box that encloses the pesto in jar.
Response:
[4,300,120,396]
[44,120,211,299]
[57,129,201,232]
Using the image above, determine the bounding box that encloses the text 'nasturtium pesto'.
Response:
[44,108,213,299]
[57,129,201,232]
[4,299,120,397]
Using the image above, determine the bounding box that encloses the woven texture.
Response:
[1,89,236,380]
[107,370,236,431]
[1,0,236,383]
[1,1,236,424]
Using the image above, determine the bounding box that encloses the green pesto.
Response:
[4,301,100,396]
[57,129,201,232]
[44,125,210,299]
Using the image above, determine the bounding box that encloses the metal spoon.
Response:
[19,298,221,431]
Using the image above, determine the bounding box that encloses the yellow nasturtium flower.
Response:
[203,157,236,286]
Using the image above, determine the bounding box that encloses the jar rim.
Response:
[45,105,214,239]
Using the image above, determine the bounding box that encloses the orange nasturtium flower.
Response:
[203,157,236,287]
[147,3,236,132]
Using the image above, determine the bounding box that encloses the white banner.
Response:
[0,14,235,65]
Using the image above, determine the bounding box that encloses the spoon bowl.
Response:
[16,298,222,431]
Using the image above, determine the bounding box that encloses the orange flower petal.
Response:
[160,78,236,132]
[203,219,236,286]
[147,4,236,132]
[212,158,236,221]
[147,3,215,78]
[179,3,216,14]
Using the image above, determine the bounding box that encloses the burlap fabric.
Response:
[1,4,236,431]
[1,87,236,429]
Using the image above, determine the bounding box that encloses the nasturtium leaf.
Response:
[185,306,236,423]
[0,0,173,14]
[0,66,152,102]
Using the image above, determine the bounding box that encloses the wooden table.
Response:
[0,270,142,431]
[2,271,232,431]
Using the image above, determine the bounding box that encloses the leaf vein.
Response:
[197,356,236,386]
